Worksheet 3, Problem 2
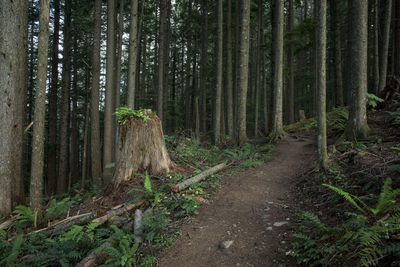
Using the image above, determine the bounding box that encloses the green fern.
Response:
[367,93,384,108]
[2,234,24,267]
[371,179,400,215]
[45,197,73,221]
[323,184,369,214]
[13,205,37,228]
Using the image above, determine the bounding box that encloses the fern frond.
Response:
[323,184,369,214]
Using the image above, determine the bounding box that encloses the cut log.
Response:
[0,217,16,230]
[92,201,144,225]
[113,113,174,185]
[171,162,228,192]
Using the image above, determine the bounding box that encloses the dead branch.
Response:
[171,162,228,192]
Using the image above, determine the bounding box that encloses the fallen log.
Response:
[92,201,144,226]
[75,241,112,267]
[0,217,16,230]
[171,162,228,192]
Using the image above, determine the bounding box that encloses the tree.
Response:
[0,0,27,216]
[287,0,295,123]
[47,0,60,195]
[226,0,234,138]
[316,0,328,169]
[157,0,169,122]
[30,0,50,211]
[237,0,251,145]
[346,0,370,140]
[90,0,103,186]
[269,0,285,141]
[214,0,223,144]
[378,0,392,93]
[58,0,72,194]
[104,0,117,175]
[127,0,139,109]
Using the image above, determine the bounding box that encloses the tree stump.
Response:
[113,111,173,185]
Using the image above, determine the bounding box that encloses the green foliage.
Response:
[129,174,163,207]
[367,93,384,108]
[389,110,400,127]
[1,234,24,267]
[141,210,171,246]
[239,159,264,169]
[44,197,73,221]
[115,107,151,124]
[13,205,37,228]
[100,225,139,267]
[290,180,400,266]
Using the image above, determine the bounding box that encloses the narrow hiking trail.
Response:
[157,135,316,267]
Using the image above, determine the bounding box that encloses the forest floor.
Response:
[157,134,316,267]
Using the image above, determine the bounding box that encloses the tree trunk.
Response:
[226,0,234,138]
[157,0,168,121]
[30,0,50,210]
[237,0,251,145]
[378,0,393,93]
[0,0,28,216]
[58,0,72,194]
[103,0,117,177]
[113,113,173,185]
[200,0,208,134]
[373,0,380,94]
[127,0,139,109]
[47,0,60,196]
[287,0,295,124]
[214,0,223,144]
[270,0,285,140]
[330,0,344,107]
[346,0,370,140]
[90,0,103,186]
[316,0,328,170]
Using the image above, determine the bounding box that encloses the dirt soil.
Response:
[157,135,316,267]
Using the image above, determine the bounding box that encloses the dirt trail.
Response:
[157,135,315,267]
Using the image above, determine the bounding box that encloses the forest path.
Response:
[157,135,316,267]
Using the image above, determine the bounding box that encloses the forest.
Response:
[1,0,400,266]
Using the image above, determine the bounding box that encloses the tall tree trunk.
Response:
[226,0,234,138]
[270,0,285,140]
[157,0,168,121]
[287,0,295,124]
[184,0,193,131]
[58,0,72,194]
[91,0,103,186]
[127,0,139,109]
[330,0,344,106]
[316,0,328,169]
[373,0,380,93]
[30,0,50,211]
[378,0,393,93]
[103,0,117,177]
[254,0,263,136]
[200,0,208,133]
[115,0,124,110]
[47,0,60,196]
[394,0,400,76]
[214,0,223,144]
[237,0,251,145]
[0,0,28,215]
[346,0,370,140]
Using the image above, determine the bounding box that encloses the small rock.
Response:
[273,221,288,227]
[266,226,273,231]
[219,240,234,249]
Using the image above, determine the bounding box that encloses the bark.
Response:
[104,0,117,173]
[90,0,103,186]
[58,0,72,194]
[214,0,223,144]
[378,0,393,93]
[316,0,328,170]
[127,0,139,109]
[30,0,50,211]
[287,0,295,123]
[226,0,234,137]
[395,0,400,76]
[237,0,251,145]
[184,0,193,131]
[113,114,173,184]
[0,0,27,216]
[115,0,124,110]
[157,0,168,121]
[171,163,228,192]
[270,0,285,140]
[200,0,208,133]
[346,0,370,140]
[373,0,380,93]
[330,0,344,106]
[47,0,60,196]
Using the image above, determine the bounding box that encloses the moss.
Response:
[268,128,286,143]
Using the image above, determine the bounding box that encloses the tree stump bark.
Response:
[113,113,173,185]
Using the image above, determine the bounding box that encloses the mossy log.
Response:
[113,113,173,185]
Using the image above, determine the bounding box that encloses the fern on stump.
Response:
[113,109,173,185]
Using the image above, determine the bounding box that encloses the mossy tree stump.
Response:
[113,109,173,185]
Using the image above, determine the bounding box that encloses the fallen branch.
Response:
[0,217,16,230]
[171,162,228,192]
[76,241,111,267]
[92,201,144,226]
